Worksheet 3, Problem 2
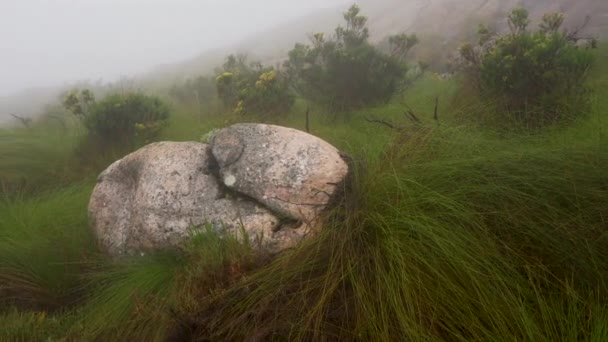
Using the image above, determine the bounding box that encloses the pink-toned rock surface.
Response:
[89,125,349,258]
[89,142,286,256]
[210,124,349,224]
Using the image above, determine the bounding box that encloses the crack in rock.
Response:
[209,124,350,224]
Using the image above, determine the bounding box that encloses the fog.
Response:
[0,0,349,97]
[1,0,605,124]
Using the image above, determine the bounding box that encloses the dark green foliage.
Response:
[284,5,408,112]
[388,33,419,60]
[62,89,95,118]
[84,93,170,147]
[61,90,170,152]
[236,69,294,116]
[460,8,595,125]
[216,55,294,117]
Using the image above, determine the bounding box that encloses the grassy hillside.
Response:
[1,39,607,341]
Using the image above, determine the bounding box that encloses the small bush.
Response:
[63,91,170,152]
[85,93,169,146]
[284,5,409,112]
[235,69,294,116]
[216,55,294,117]
[460,8,595,126]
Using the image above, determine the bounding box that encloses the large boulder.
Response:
[89,125,350,258]
[89,142,306,256]
[210,124,349,224]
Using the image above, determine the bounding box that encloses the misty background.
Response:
[0,0,349,96]
[1,0,606,124]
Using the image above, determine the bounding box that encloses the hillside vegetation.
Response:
[4,0,606,125]
[143,0,608,86]
[1,4,608,341]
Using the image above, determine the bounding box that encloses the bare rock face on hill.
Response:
[88,125,349,257]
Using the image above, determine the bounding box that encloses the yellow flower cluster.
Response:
[216,72,234,83]
[255,70,277,90]
[234,100,245,115]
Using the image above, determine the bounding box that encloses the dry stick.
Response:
[403,104,422,125]
[10,114,31,128]
[566,15,591,42]
[364,116,396,130]
[433,96,440,126]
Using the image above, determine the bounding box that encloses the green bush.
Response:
[460,8,595,125]
[216,55,294,117]
[86,93,169,147]
[284,5,409,112]
[235,69,294,116]
[62,90,170,151]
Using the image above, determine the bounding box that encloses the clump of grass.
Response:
[64,225,262,341]
[0,308,78,341]
[0,183,97,311]
[70,253,180,341]
[182,125,608,340]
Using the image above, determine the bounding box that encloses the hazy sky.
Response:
[0,0,348,96]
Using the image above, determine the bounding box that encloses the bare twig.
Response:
[364,116,396,129]
[403,104,422,125]
[10,114,32,128]
[433,96,440,125]
[565,15,592,42]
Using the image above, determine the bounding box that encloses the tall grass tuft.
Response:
[64,226,261,341]
[185,126,608,340]
[0,183,96,310]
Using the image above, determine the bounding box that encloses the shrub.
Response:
[284,5,409,112]
[216,72,239,108]
[84,93,169,147]
[460,8,595,125]
[215,55,294,117]
[234,69,294,116]
[63,90,170,148]
[62,89,95,119]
